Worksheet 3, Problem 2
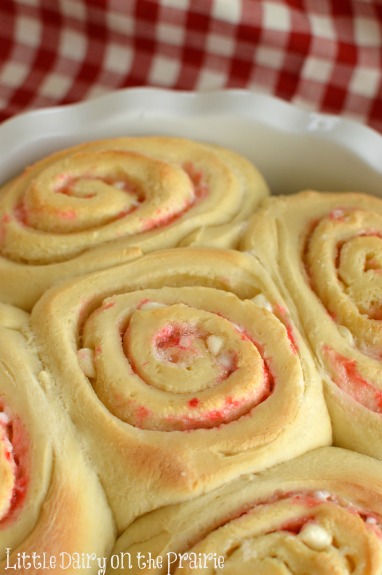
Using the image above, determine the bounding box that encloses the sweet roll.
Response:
[241,190,382,460]
[0,303,115,573]
[31,247,331,533]
[0,136,269,310]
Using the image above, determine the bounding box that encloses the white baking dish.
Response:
[1,88,381,197]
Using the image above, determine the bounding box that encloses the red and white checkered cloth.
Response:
[1,0,382,132]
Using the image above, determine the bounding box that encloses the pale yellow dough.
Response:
[31,246,331,533]
[0,303,115,574]
[0,136,269,310]
[241,190,382,461]
[109,447,382,575]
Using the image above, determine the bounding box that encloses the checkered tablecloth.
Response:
[1,0,382,132]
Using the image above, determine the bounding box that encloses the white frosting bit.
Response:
[331,209,344,219]
[313,490,331,501]
[140,301,167,311]
[337,324,354,345]
[77,348,96,379]
[218,351,234,370]
[366,516,378,525]
[252,293,273,312]
[114,180,127,190]
[300,523,332,551]
[0,412,10,426]
[207,335,224,355]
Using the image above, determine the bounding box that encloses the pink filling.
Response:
[56,208,77,220]
[0,407,29,526]
[101,300,116,311]
[13,201,28,226]
[187,394,250,423]
[188,398,200,408]
[273,305,298,354]
[229,490,382,537]
[154,324,199,364]
[155,325,195,350]
[276,517,309,535]
[182,162,209,200]
[135,405,151,425]
[153,323,241,383]
[181,396,247,425]
[323,346,382,413]
[329,208,346,221]
[141,201,193,232]
[131,392,264,431]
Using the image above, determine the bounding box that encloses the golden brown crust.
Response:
[0,303,115,574]
[241,190,382,461]
[0,136,269,310]
[31,246,331,532]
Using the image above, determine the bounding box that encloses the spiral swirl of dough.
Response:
[0,303,115,573]
[0,137,269,310]
[109,447,382,575]
[241,191,382,460]
[31,247,331,532]
[83,286,290,433]
[306,207,382,357]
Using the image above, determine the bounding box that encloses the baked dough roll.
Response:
[31,247,331,533]
[0,303,115,574]
[241,190,382,461]
[0,136,269,310]
[108,446,382,575]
